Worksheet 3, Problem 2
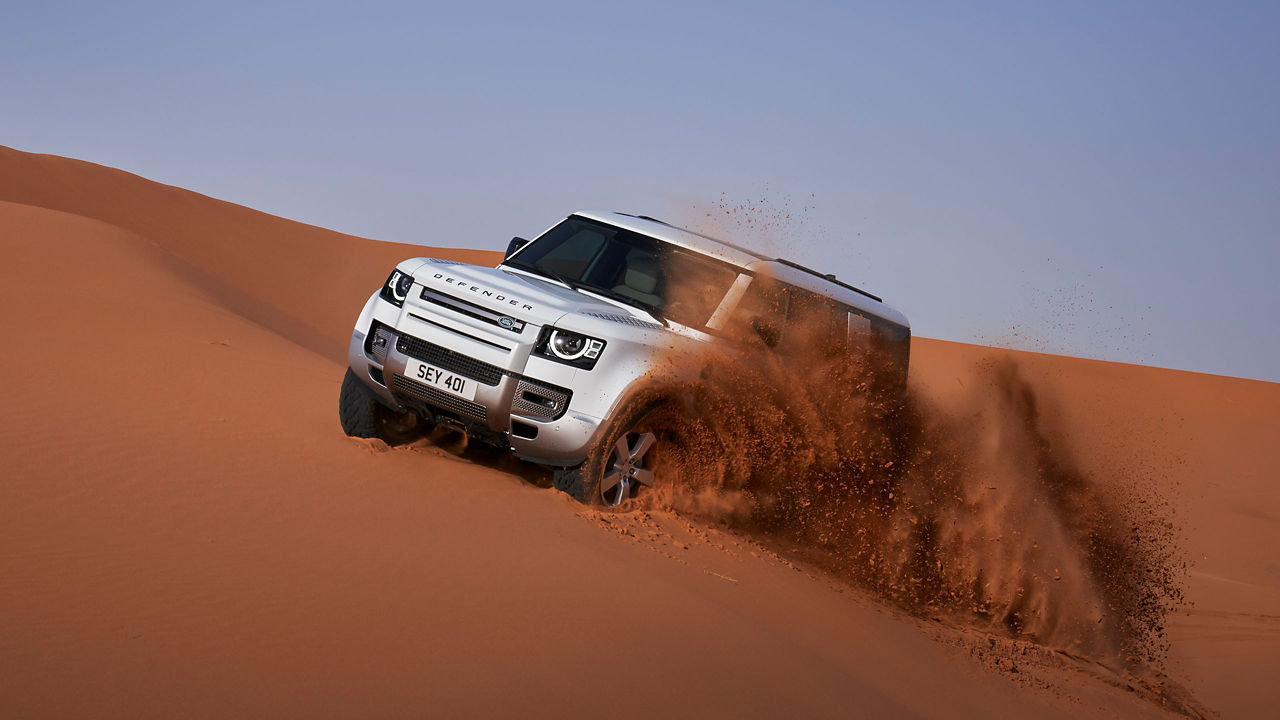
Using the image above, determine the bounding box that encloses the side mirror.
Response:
[505,236,529,260]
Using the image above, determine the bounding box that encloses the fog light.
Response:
[369,325,396,364]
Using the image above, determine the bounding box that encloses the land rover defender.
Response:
[339,212,910,505]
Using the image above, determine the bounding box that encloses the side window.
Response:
[663,249,744,328]
[725,278,859,354]
[782,290,848,355]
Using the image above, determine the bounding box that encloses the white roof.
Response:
[574,210,768,267]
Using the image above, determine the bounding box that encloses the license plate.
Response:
[404,360,477,401]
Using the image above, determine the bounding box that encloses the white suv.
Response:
[340,212,910,505]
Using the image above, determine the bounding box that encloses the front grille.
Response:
[511,377,572,420]
[392,375,488,421]
[396,335,504,386]
[419,288,527,335]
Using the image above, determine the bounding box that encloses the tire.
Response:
[554,402,680,506]
[338,368,426,445]
[552,462,597,504]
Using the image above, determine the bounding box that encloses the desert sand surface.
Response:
[1,146,1276,718]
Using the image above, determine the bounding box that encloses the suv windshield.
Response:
[506,215,741,329]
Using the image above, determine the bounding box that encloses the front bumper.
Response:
[347,317,604,466]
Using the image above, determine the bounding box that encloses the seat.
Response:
[611,252,663,307]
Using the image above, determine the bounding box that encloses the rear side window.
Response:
[847,310,872,343]
[781,288,849,356]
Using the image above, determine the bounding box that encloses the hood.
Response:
[408,258,641,327]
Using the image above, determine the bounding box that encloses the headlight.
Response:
[551,330,588,359]
[535,326,606,369]
[379,268,415,307]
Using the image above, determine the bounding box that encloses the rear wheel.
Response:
[338,368,427,445]
[554,404,679,506]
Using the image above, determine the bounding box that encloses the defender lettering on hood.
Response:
[432,273,535,312]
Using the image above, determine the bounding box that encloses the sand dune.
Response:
[1,147,1276,718]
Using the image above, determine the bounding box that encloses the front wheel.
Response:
[554,404,680,506]
[338,368,427,445]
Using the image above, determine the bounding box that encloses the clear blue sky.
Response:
[4,1,1277,381]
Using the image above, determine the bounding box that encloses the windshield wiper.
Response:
[525,265,577,290]
[583,284,671,326]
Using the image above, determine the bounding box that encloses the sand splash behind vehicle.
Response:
[627,319,1186,674]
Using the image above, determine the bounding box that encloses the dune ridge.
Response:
[0,145,498,360]
[1,147,1276,718]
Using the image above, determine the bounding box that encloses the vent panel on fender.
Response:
[582,311,661,329]
[510,378,572,420]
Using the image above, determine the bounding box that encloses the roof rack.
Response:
[774,258,882,303]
